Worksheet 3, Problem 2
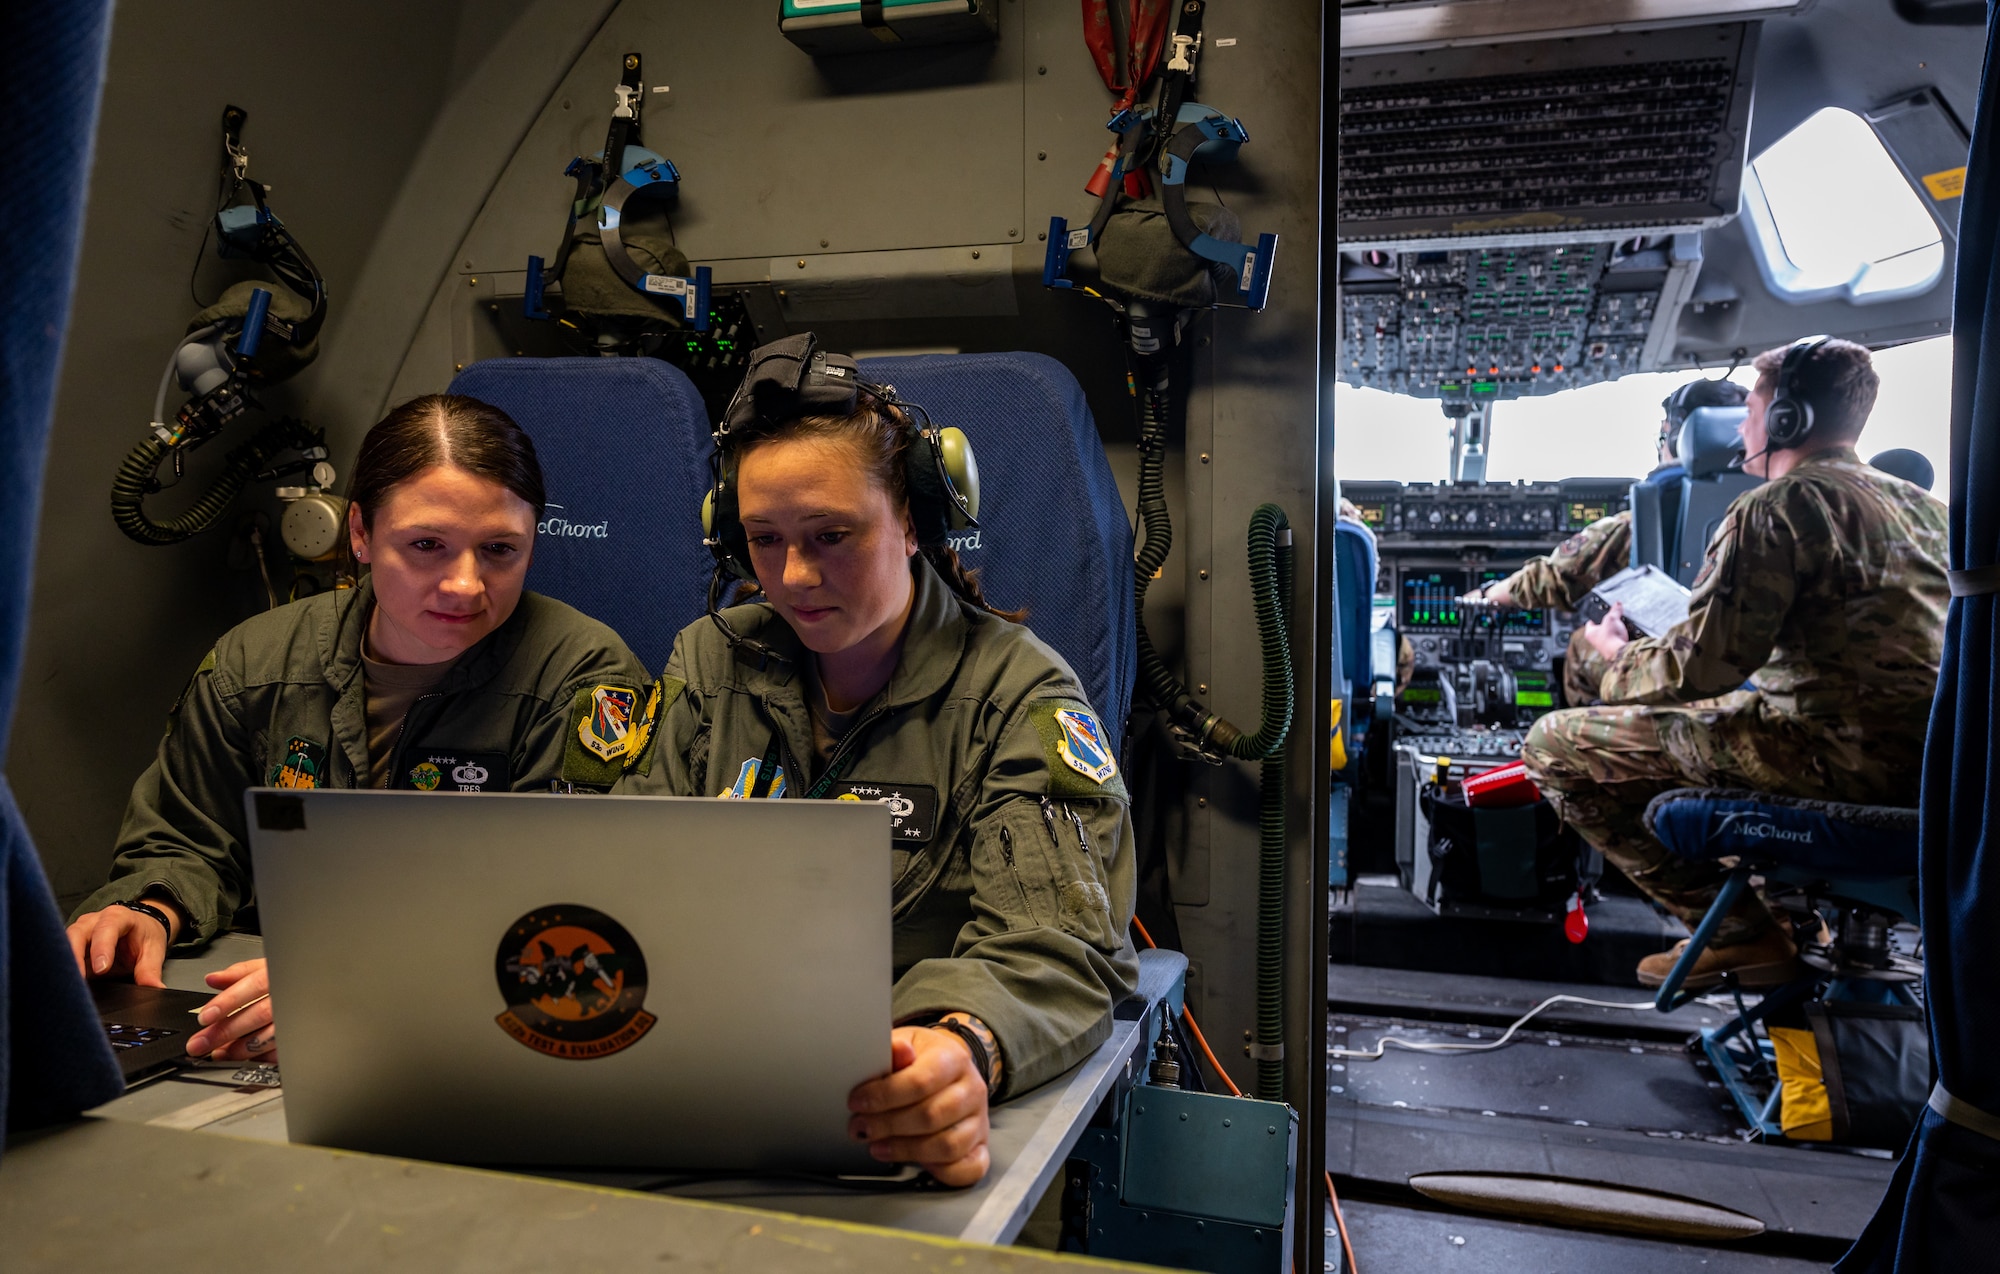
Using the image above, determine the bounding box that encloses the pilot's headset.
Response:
[699,333,981,661]
[1662,376,1749,462]
[1763,335,1833,450]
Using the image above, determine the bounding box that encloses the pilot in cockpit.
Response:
[1517,339,1950,989]
[1468,376,1748,707]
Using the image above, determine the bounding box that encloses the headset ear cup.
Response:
[939,426,980,527]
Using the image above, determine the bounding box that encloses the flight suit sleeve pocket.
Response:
[972,797,1122,952]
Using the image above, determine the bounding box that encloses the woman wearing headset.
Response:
[66,394,650,1060]
[616,336,1139,1187]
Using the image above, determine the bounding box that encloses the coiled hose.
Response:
[1130,385,1295,1099]
[110,416,314,546]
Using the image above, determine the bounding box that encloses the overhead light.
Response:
[1340,0,1812,55]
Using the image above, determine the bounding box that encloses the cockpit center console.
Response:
[1344,478,1631,907]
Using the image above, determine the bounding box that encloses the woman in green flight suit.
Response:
[66,394,650,1060]
[614,336,1139,1188]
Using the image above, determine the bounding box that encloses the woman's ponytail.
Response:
[922,543,1025,622]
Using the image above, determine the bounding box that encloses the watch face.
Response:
[492,904,657,1061]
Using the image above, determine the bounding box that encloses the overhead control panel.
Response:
[1338,236,1703,401]
[1336,24,1759,249]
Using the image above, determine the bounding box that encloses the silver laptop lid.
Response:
[247,789,889,1173]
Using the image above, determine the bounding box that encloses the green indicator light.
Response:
[1472,383,1499,395]
[1516,691,1554,708]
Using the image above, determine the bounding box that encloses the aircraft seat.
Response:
[1644,788,1923,1140]
[1626,464,1685,573]
[448,357,714,674]
[1636,406,1758,587]
[1333,515,1389,749]
[1869,447,1936,491]
[857,352,1136,737]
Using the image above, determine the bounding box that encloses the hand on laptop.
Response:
[66,901,177,986]
[185,958,277,1062]
[847,1026,991,1187]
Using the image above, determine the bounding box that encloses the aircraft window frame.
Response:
[1739,106,1946,306]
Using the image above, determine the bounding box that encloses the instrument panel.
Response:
[1344,479,1629,545]
[1353,478,1632,739]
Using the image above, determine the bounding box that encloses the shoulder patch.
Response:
[169,649,219,722]
[623,676,682,777]
[578,684,641,762]
[1030,701,1128,801]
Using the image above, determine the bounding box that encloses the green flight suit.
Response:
[616,557,1140,1100]
[1521,449,1950,942]
[1494,509,1633,707]
[76,578,649,946]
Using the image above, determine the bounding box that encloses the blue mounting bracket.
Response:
[522,261,711,332]
[1041,102,1278,312]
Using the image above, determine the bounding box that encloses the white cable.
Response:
[1331,994,1658,1061]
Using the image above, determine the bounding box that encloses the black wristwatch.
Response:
[118,899,175,938]
[927,1017,994,1094]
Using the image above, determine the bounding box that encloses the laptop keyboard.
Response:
[104,1022,180,1051]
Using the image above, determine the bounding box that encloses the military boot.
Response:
[1636,928,1801,990]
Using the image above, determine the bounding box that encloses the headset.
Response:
[698,333,981,659]
[1764,335,1833,450]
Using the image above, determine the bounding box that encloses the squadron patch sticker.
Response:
[723,756,787,799]
[408,761,443,791]
[826,782,938,842]
[579,685,640,762]
[270,736,327,790]
[494,904,657,1060]
[1053,709,1119,784]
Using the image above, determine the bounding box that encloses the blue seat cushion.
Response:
[857,353,1135,732]
[448,357,714,673]
[1333,519,1377,693]
[1644,788,1919,878]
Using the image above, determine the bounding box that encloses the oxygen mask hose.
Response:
[111,416,316,546]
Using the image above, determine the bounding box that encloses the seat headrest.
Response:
[1869,447,1936,491]
[1678,406,1748,478]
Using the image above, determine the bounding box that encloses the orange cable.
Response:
[1328,1176,1360,1272]
[1133,921,1343,1266]
[1130,918,1244,1097]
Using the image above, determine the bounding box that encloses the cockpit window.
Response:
[1742,107,1945,305]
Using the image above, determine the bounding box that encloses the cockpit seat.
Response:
[1644,788,1923,1141]
[448,357,715,674]
[1333,513,1387,753]
[856,352,1136,737]
[1869,447,1936,491]
[1630,406,1758,587]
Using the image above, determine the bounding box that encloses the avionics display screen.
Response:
[1477,568,1547,633]
[1566,500,1612,529]
[1400,570,1466,628]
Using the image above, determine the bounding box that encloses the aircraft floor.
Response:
[1332,1199,1838,1273]
[1324,966,1899,1256]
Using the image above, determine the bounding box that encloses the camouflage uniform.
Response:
[1521,449,1949,942]
[1492,511,1633,707]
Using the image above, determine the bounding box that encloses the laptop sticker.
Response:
[270,736,326,790]
[829,782,938,843]
[495,905,657,1060]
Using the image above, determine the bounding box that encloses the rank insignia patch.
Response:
[826,782,938,842]
[494,904,657,1061]
[270,736,327,790]
[579,685,639,762]
[1054,709,1118,784]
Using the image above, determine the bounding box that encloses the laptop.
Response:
[92,981,214,1081]
[245,788,890,1173]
